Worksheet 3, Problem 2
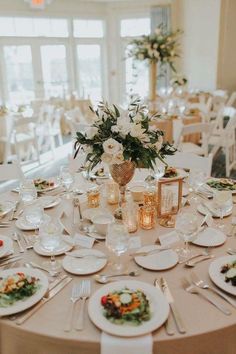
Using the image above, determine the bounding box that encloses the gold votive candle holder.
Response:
[143,188,157,206]
[87,186,100,208]
[122,205,138,233]
[106,181,119,205]
[139,206,156,230]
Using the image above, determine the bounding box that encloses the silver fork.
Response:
[12,232,24,253]
[64,284,81,332]
[182,277,231,315]
[190,271,236,309]
[75,280,91,331]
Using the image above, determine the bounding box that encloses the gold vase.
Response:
[149,60,157,102]
[109,161,136,220]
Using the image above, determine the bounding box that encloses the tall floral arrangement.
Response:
[127,26,182,72]
[170,74,188,88]
[74,99,175,171]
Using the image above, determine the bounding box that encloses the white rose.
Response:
[86,127,98,139]
[133,113,143,124]
[130,124,146,139]
[112,152,124,165]
[101,153,113,164]
[153,43,158,49]
[103,138,122,155]
[117,117,132,136]
[111,125,120,133]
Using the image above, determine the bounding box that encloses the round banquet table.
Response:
[0,179,236,354]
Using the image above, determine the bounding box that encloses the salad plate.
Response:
[15,216,39,231]
[134,245,178,271]
[88,280,169,337]
[191,227,226,247]
[62,249,107,275]
[161,167,188,180]
[39,196,61,209]
[34,178,60,192]
[0,267,48,317]
[0,201,15,218]
[197,202,232,218]
[0,236,13,258]
[33,240,72,256]
[205,178,236,194]
[209,256,236,296]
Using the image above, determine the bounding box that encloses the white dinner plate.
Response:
[88,280,169,337]
[82,208,113,222]
[209,256,236,296]
[0,267,48,317]
[62,249,107,275]
[197,202,232,218]
[134,245,178,271]
[192,227,226,247]
[34,178,60,192]
[0,201,15,218]
[0,235,13,258]
[15,216,39,231]
[39,196,61,209]
[33,240,72,256]
[160,168,188,181]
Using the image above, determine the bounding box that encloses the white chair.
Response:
[0,162,25,181]
[209,114,236,176]
[227,91,236,107]
[177,122,213,156]
[165,152,213,176]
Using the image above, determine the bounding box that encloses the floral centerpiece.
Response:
[74,99,175,218]
[127,26,182,101]
[170,74,188,88]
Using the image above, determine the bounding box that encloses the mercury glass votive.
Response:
[143,186,157,206]
[106,181,119,205]
[122,205,138,233]
[87,186,100,208]
[139,206,156,230]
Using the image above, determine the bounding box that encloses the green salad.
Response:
[101,288,151,325]
[207,178,236,191]
[221,260,236,286]
[0,272,40,307]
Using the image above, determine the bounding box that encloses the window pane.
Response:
[0,17,15,36]
[33,18,51,37]
[50,19,68,37]
[41,45,68,98]
[34,18,68,37]
[125,45,149,99]
[120,18,150,37]
[15,17,34,37]
[77,44,102,102]
[3,46,35,104]
[73,20,104,38]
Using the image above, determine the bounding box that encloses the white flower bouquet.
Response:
[170,74,188,87]
[127,26,182,72]
[74,99,175,171]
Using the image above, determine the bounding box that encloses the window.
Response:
[40,45,68,98]
[73,20,104,38]
[77,44,102,102]
[3,46,35,103]
[0,17,68,37]
[120,18,150,37]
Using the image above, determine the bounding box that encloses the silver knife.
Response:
[0,257,22,267]
[130,246,170,257]
[9,201,20,221]
[160,277,186,334]
[16,276,72,325]
[154,279,175,336]
[65,253,107,259]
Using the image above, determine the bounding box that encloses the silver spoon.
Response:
[94,270,140,284]
[24,262,60,277]
[227,248,236,255]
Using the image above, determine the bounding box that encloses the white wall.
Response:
[175,0,221,91]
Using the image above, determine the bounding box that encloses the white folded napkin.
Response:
[101,332,153,354]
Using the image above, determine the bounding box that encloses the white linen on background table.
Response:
[101,332,153,354]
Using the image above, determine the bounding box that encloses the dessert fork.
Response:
[75,279,91,331]
[190,271,236,309]
[64,284,81,332]
[182,277,231,315]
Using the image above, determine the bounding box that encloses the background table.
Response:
[0,182,235,354]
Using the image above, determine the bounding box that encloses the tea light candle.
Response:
[87,186,100,208]
[139,206,156,230]
[106,181,119,205]
[143,186,157,206]
[123,209,138,233]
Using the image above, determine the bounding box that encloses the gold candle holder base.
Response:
[159,215,175,228]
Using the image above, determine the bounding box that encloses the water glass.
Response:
[175,212,199,260]
[213,190,233,229]
[19,180,37,205]
[106,223,129,272]
[39,219,63,272]
[188,169,207,204]
[24,203,45,229]
[60,166,74,198]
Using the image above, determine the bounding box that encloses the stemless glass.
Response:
[19,180,37,205]
[106,222,129,272]
[60,166,74,198]
[175,212,199,261]
[39,219,62,273]
[213,190,233,230]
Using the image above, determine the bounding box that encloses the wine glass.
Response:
[106,222,129,272]
[24,203,49,238]
[188,169,207,204]
[19,180,37,205]
[154,159,165,180]
[175,212,199,261]
[39,218,63,274]
[60,166,74,198]
[213,190,233,230]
